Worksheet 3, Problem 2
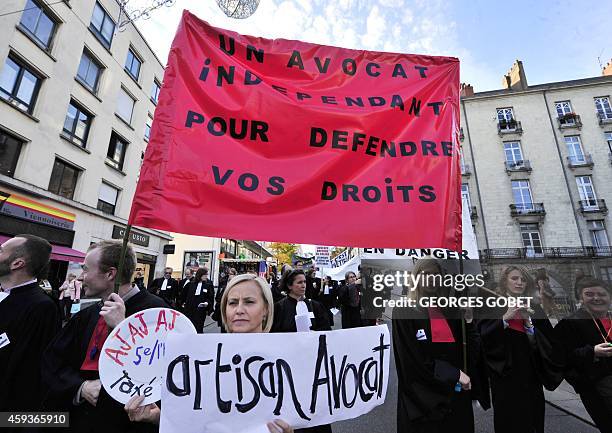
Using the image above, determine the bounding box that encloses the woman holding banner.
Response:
[478,266,562,433]
[392,257,482,433]
[554,277,612,433]
[124,274,294,433]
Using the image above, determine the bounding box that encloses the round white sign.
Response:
[99,307,197,404]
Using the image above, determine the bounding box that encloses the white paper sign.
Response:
[315,246,331,267]
[160,325,391,433]
[99,308,197,405]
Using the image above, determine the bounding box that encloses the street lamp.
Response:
[216,0,260,19]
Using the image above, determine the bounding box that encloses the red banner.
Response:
[129,11,461,249]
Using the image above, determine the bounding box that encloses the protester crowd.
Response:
[0,234,611,433]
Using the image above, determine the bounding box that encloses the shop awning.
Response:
[0,234,86,263]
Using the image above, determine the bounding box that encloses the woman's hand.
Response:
[458,370,471,391]
[124,395,161,424]
[594,342,612,358]
[267,419,293,433]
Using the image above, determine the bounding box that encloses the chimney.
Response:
[501,59,528,90]
[460,83,474,97]
[603,59,612,76]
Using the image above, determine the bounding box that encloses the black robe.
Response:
[177,277,193,310]
[555,308,612,433]
[271,296,332,333]
[271,296,332,433]
[148,277,178,306]
[184,280,215,333]
[392,306,483,433]
[41,290,167,433]
[338,283,361,328]
[0,282,61,411]
[478,304,562,433]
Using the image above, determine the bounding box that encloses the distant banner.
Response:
[315,246,331,267]
[161,326,391,433]
[331,250,350,268]
[129,11,461,249]
[99,308,196,405]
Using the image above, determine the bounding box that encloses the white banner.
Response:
[160,325,391,433]
[99,308,197,405]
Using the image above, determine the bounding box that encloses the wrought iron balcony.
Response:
[481,246,612,259]
[567,154,594,168]
[510,202,545,217]
[505,160,532,173]
[497,119,522,135]
[597,111,612,125]
[578,199,608,214]
[470,206,477,219]
[608,152,612,165]
[461,163,471,176]
[459,127,465,141]
[557,113,582,129]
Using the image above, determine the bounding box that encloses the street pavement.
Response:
[201,313,600,433]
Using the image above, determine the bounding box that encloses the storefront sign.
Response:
[0,190,75,230]
[112,225,150,247]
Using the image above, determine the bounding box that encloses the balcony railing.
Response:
[510,202,546,217]
[597,111,612,125]
[497,119,522,135]
[470,206,477,219]
[459,127,465,141]
[505,160,532,172]
[557,113,582,128]
[481,246,612,259]
[567,154,594,168]
[461,163,471,176]
[578,199,608,213]
[609,152,612,165]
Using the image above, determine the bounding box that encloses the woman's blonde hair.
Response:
[497,265,534,296]
[220,274,274,333]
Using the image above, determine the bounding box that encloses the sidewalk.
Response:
[544,380,594,426]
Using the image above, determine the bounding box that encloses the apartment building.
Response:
[460,60,612,290]
[0,0,171,288]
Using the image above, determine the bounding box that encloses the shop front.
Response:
[0,190,85,293]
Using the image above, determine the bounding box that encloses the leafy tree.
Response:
[269,242,298,266]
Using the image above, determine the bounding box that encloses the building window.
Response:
[97,182,119,214]
[116,87,135,124]
[461,183,471,209]
[511,180,534,211]
[89,2,115,49]
[576,176,597,208]
[605,131,612,153]
[19,0,58,50]
[497,107,517,131]
[151,79,161,104]
[520,223,543,257]
[0,55,42,114]
[106,132,128,171]
[76,50,102,93]
[503,141,524,166]
[0,130,24,177]
[62,100,92,147]
[144,116,152,141]
[124,48,142,81]
[564,136,585,164]
[555,100,576,125]
[48,159,80,199]
[588,220,610,249]
[595,97,612,120]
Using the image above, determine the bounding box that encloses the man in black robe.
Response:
[184,267,215,333]
[0,234,61,413]
[148,267,177,306]
[41,240,167,433]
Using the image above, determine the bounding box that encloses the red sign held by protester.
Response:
[129,10,461,249]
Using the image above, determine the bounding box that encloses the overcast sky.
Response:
[133,0,612,92]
